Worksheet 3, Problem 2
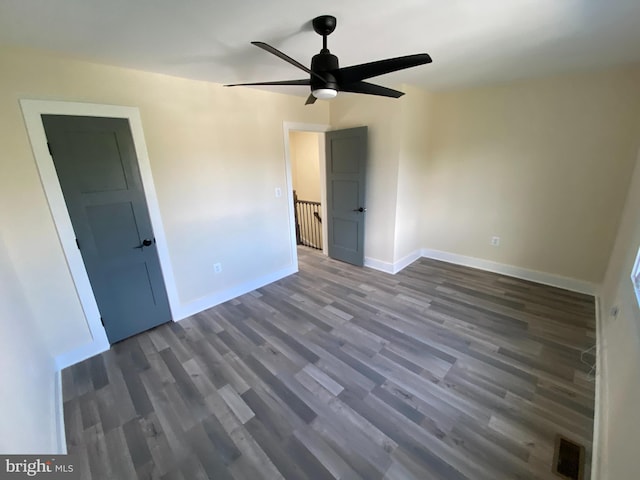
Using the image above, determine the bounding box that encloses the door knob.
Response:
[353,207,366,212]
[135,238,154,249]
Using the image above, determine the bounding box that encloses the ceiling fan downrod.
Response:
[312,15,337,52]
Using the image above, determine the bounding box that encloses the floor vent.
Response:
[552,434,585,480]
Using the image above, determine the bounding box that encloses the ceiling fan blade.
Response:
[224,79,310,87]
[334,53,432,84]
[251,41,326,84]
[305,94,317,105]
[339,81,405,98]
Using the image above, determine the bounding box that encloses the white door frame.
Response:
[20,99,180,369]
[283,121,331,262]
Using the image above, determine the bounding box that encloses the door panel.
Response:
[87,202,142,258]
[332,180,360,208]
[325,127,367,266]
[332,218,360,251]
[330,137,361,174]
[71,131,130,192]
[42,115,171,343]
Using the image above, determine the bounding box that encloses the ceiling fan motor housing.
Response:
[311,51,339,90]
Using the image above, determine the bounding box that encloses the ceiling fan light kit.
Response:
[225,15,432,105]
[311,88,337,100]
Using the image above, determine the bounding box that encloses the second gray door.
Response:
[43,115,172,344]
[325,127,368,266]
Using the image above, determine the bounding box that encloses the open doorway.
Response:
[283,122,368,268]
[289,130,326,253]
[283,123,330,261]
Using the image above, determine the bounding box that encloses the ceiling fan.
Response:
[225,15,432,105]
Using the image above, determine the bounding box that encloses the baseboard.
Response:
[54,370,67,454]
[393,250,423,274]
[591,294,605,479]
[420,248,597,295]
[175,264,298,320]
[55,337,110,372]
[364,257,394,274]
[365,249,422,275]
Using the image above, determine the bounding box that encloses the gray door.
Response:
[325,127,367,266]
[42,115,171,344]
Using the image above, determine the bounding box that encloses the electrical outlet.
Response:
[275,187,282,198]
[214,262,222,274]
[491,236,500,247]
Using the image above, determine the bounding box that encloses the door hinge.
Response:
[47,142,53,156]
[75,238,80,249]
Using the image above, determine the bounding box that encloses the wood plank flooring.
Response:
[62,247,596,479]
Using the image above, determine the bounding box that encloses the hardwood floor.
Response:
[62,247,596,479]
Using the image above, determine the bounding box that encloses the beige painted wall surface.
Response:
[422,67,640,283]
[289,131,321,202]
[597,150,640,479]
[0,232,58,453]
[0,46,329,358]
[330,94,402,264]
[394,85,431,262]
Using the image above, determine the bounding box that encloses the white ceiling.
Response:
[1,0,640,96]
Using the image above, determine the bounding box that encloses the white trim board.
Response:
[365,249,422,275]
[591,295,605,480]
[421,248,597,295]
[54,371,66,454]
[364,257,395,274]
[20,99,180,370]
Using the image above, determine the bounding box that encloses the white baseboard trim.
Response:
[420,248,597,295]
[591,294,605,479]
[175,264,298,321]
[55,337,110,372]
[393,250,423,274]
[364,257,394,274]
[364,249,423,275]
[54,370,67,454]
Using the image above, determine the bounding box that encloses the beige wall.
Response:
[394,85,432,262]
[289,131,321,203]
[596,149,640,479]
[422,67,640,283]
[0,46,329,361]
[0,232,57,453]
